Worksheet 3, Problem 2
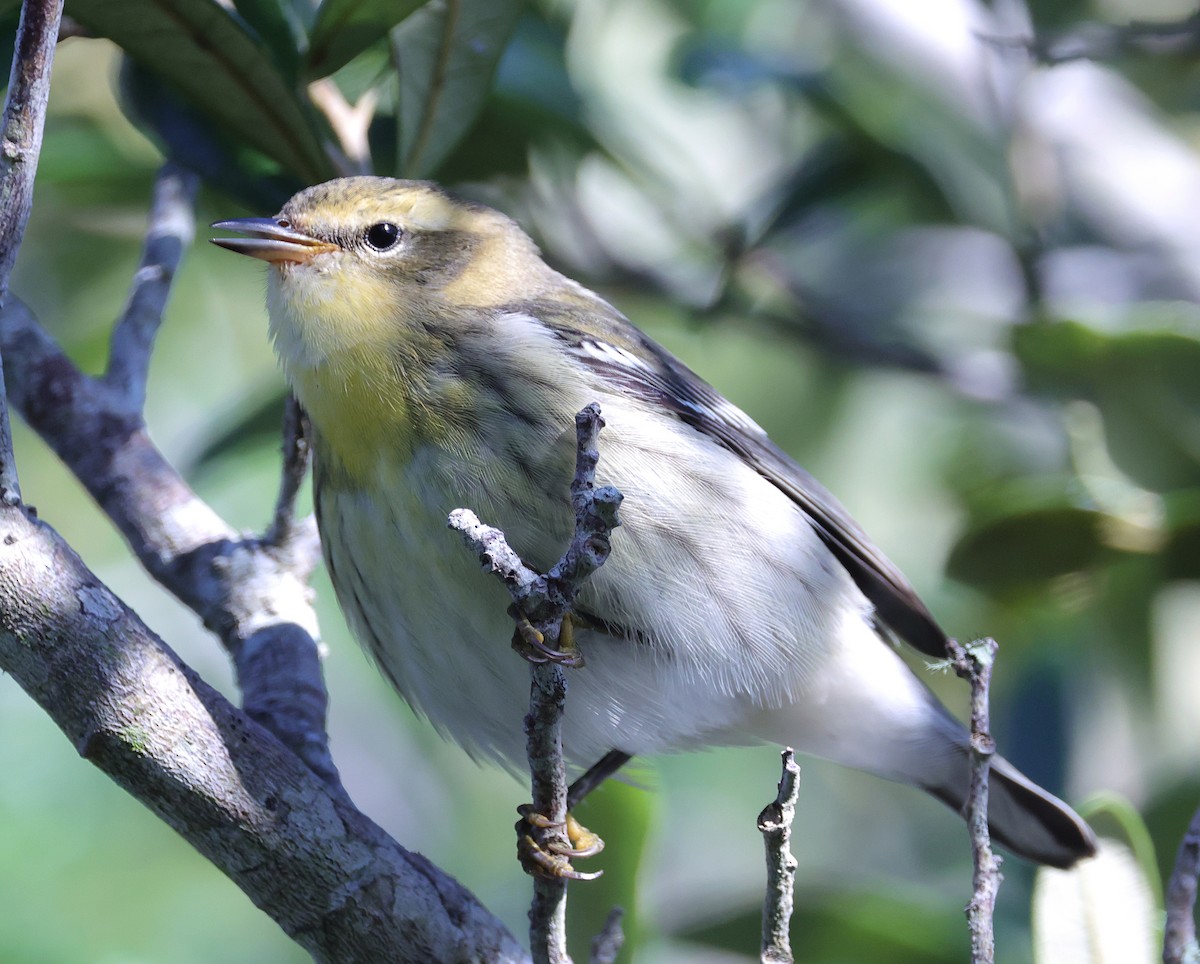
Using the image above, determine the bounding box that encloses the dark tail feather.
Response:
[928,752,1096,869]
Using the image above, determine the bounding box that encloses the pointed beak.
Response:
[210,218,338,264]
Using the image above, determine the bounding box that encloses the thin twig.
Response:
[1163,804,1200,964]
[985,11,1200,65]
[105,163,198,412]
[758,748,800,964]
[0,0,62,296]
[528,662,572,963]
[0,0,65,504]
[449,402,623,964]
[265,393,314,549]
[949,637,1003,964]
[589,908,625,964]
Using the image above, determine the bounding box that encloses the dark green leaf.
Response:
[947,479,1111,593]
[433,14,591,181]
[67,0,332,184]
[1015,316,1200,491]
[567,780,650,962]
[1010,319,1104,396]
[231,0,307,79]
[1093,328,1200,492]
[1163,489,1200,580]
[0,9,20,81]
[392,0,526,178]
[680,889,961,963]
[306,0,426,80]
[121,59,301,211]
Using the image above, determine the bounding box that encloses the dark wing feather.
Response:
[519,296,949,658]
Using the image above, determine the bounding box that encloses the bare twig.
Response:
[528,660,573,964]
[589,908,625,964]
[0,0,65,504]
[758,747,800,964]
[985,12,1200,65]
[265,393,314,549]
[1163,804,1200,964]
[0,0,62,296]
[105,163,197,412]
[449,402,623,964]
[949,637,1003,964]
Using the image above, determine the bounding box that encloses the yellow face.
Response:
[211,177,558,481]
[213,177,559,369]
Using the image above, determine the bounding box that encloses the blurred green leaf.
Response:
[327,36,393,103]
[1080,793,1163,910]
[306,0,426,80]
[947,478,1110,594]
[680,888,962,962]
[392,0,525,178]
[67,0,332,184]
[120,59,301,211]
[1163,489,1200,580]
[231,0,307,80]
[1015,316,1200,492]
[434,14,591,182]
[1012,319,1105,397]
[568,780,651,962]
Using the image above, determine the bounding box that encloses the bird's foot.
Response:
[509,609,584,667]
[516,805,604,880]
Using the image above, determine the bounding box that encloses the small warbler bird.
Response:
[213,177,1095,868]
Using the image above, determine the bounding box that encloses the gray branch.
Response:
[588,908,625,964]
[0,504,526,963]
[450,402,623,964]
[1163,804,1200,964]
[0,0,65,504]
[104,163,196,413]
[758,747,800,964]
[949,637,1003,964]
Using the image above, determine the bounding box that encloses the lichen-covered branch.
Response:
[589,908,625,964]
[103,163,196,412]
[0,504,526,963]
[0,0,65,504]
[1163,804,1200,964]
[758,748,800,964]
[949,637,1003,964]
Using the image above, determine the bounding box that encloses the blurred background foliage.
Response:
[1,0,1198,960]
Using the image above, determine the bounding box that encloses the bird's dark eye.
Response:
[365,222,401,251]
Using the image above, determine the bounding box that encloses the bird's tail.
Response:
[743,616,1096,867]
[920,746,1096,869]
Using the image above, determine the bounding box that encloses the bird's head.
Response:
[212,177,555,370]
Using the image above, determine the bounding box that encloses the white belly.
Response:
[315,399,878,772]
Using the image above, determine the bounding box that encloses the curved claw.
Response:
[509,610,585,667]
[519,835,604,881]
[548,814,605,859]
[516,806,605,879]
